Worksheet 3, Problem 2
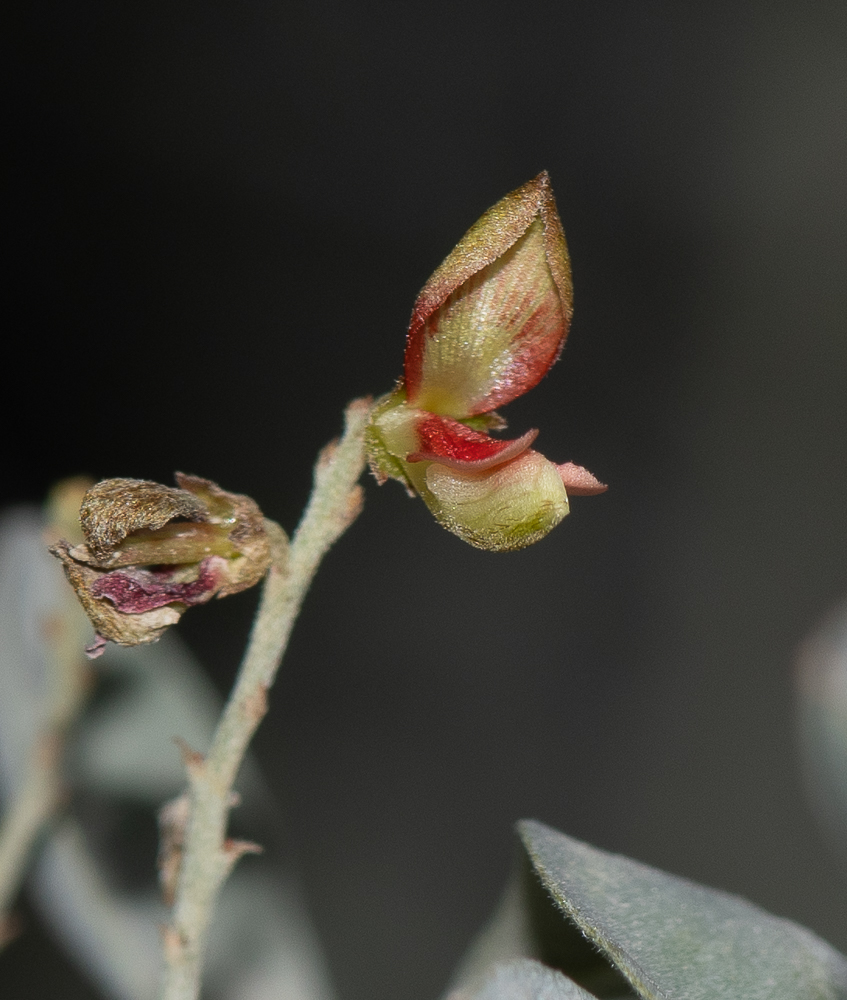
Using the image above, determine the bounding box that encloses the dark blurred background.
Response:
[5,2,847,997]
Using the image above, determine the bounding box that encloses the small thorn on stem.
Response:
[317,439,339,470]
[158,794,191,906]
[245,683,269,723]
[344,484,365,526]
[222,838,263,875]
[160,924,186,962]
[174,737,205,778]
[224,838,263,860]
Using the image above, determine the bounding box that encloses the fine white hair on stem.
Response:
[159,397,371,1000]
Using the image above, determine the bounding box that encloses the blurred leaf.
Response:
[0,506,335,1000]
[70,637,227,801]
[524,819,847,999]
[30,820,161,1000]
[455,959,597,1000]
[0,509,78,792]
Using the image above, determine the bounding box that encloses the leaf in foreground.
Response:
[522,819,847,999]
[450,820,847,999]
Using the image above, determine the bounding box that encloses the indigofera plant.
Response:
[51,176,607,660]
[0,176,840,1000]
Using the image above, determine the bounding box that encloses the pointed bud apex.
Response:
[405,172,572,418]
[50,475,275,652]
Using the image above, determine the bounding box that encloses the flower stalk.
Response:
[159,397,370,1000]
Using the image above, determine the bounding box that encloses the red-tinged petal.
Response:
[404,172,573,417]
[557,462,608,496]
[406,412,538,471]
[90,556,226,613]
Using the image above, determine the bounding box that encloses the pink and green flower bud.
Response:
[366,173,606,552]
[368,393,605,551]
[50,474,274,656]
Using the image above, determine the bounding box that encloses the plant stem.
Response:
[159,397,371,1000]
[0,548,90,949]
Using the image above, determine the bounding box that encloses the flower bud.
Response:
[366,173,606,551]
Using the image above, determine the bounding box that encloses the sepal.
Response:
[365,387,416,490]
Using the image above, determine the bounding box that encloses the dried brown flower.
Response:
[50,474,275,657]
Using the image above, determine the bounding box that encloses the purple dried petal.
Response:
[90,557,225,613]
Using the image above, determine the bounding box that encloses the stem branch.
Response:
[159,397,371,1000]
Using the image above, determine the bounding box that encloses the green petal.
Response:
[421,450,569,552]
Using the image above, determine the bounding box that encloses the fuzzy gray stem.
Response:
[159,397,371,1000]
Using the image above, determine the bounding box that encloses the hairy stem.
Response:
[159,397,371,1000]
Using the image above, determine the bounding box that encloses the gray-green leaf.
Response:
[519,819,847,1000]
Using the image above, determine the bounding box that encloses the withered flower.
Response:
[367,172,606,552]
[50,474,273,657]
